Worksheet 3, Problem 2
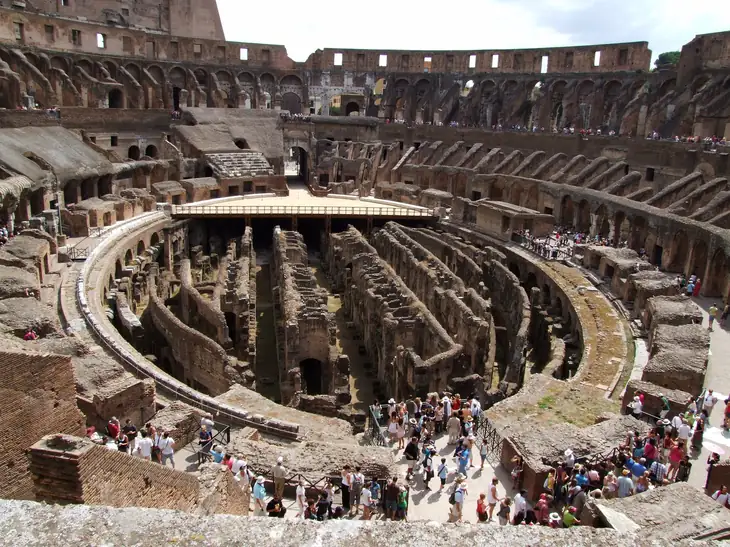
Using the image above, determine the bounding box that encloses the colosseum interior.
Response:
[0,0,729,543]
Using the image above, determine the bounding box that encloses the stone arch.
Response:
[125,63,141,82]
[75,59,94,77]
[193,68,208,87]
[137,240,146,255]
[561,195,574,225]
[50,56,69,71]
[108,88,123,108]
[706,248,729,297]
[667,230,689,272]
[124,249,133,266]
[128,145,140,160]
[659,78,676,96]
[280,74,303,87]
[595,204,610,238]
[215,69,233,83]
[237,71,255,85]
[115,259,123,279]
[259,73,276,92]
[690,239,708,280]
[300,358,324,394]
[103,61,118,81]
[150,232,160,247]
[576,200,591,232]
[345,102,360,116]
[145,145,159,158]
[169,66,187,87]
[147,64,165,85]
[281,92,302,114]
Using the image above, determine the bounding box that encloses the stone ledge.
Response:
[0,500,702,547]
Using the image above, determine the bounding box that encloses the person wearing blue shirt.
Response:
[575,468,590,486]
[458,448,470,475]
[631,458,647,480]
[253,476,267,515]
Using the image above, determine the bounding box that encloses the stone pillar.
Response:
[589,213,598,238]
[607,220,616,245]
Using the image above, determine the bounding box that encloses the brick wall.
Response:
[0,351,85,500]
[31,435,200,511]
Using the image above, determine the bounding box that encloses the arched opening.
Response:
[128,146,140,160]
[281,92,301,114]
[145,145,158,159]
[108,88,123,109]
[707,249,729,297]
[150,232,160,247]
[667,230,688,273]
[288,146,308,182]
[577,200,591,232]
[124,249,133,266]
[525,272,538,293]
[508,263,521,280]
[542,284,551,306]
[81,178,95,200]
[300,358,323,394]
[561,196,574,226]
[690,240,708,282]
[234,139,249,150]
[345,102,360,116]
[137,240,145,256]
[172,87,181,111]
[114,259,123,279]
[63,181,79,206]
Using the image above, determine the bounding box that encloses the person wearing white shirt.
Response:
[134,430,153,460]
[295,479,307,518]
[158,432,175,469]
[513,489,528,524]
[712,486,729,506]
[704,390,718,415]
[677,421,692,446]
[231,457,246,475]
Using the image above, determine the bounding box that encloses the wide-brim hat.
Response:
[388,398,396,404]
[455,473,466,482]
[409,418,417,425]
[659,419,671,425]
[256,476,265,483]
[465,416,473,422]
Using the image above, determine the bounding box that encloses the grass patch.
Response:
[538,395,556,409]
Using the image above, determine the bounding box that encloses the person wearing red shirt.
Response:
[106,417,120,440]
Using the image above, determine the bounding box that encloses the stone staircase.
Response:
[206,151,274,177]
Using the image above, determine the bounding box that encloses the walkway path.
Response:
[686,296,730,489]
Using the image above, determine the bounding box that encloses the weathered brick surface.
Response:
[0,350,85,500]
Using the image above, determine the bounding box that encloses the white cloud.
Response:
[216,0,730,65]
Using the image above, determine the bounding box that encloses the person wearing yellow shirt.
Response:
[709,303,718,331]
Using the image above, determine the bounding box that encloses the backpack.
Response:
[353,473,364,487]
[448,491,456,505]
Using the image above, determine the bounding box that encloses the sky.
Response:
[217,0,730,66]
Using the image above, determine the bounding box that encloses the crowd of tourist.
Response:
[0,223,11,247]
[87,416,177,468]
[280,112,312,123]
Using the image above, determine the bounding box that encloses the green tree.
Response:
[655,51,680,68]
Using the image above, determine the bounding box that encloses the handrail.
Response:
[170,204,435,217]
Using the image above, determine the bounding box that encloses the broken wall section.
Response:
[272,227,343,405]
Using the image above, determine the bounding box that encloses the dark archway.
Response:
[150,232,160,247]
[234,138,249,150]
[128,145,140,160]
[300,358,323,394]
[145,145,158,158]
[136,240,145,256]
[561,195,574,226]
[281,92,302,114]
[108,88,123,109]
[290,146,308,182]
[114,259,123,279]
[345,102,360,116]
[172,86,181,111]
[124,249,133,266]
[667,230,688,273]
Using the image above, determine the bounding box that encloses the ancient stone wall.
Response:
[272,227,341,404]
[373,222,492,379]
[179,259,231,348]
[327,227,461,399]
[146,274,234,396]
[0,351,86,500]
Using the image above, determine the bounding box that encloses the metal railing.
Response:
[514,233,575,261]
[171,204,435,218]
[364,405,389,447]
[195,424,232,465]
[477,416,503,466]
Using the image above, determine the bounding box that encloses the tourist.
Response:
[458,442,470,476]
[295,479,306,519]
[316,492,330,520]
[675,455,692,482]
[201,413,215,432]
[387,412,399,443]
[628,396,643,418]
[479,439,489,470]
[349,465,365,515]
[648,459,668,484]
[721,302,730,327]
[253,476,267,515]
[617,469,634,497]
[562,506,581,527]
[369,477,381,515]
[304,498,318,520]
[396,485,409,521]
[323,479,335,517]
[404,437,420,480]
[272,456,287,500]
[23,328,38,341]
[711,486,729,507]
[158,431,175,469]
[437,457,448,491]
[361,480,373,520]
[693,278,702,297]
[385,476,399,520]
[122,419,138,451]
[602,471,617,499]
[422,448,434,490]
[512,489,528,524]
[134,430,153,461]
[116,430,130,453]
[486,476,500,520]
[449,476,467,522]
[106,417,120,440]
[510,456,523,489]
[691,411,707,450]
[709,303,718,330]
[199,425,213,457]
[396,417,406,449]
[434,402,445,433]
[476,492,488,522]
[151,428,163,463]
[266,495,286,518]
[446,412,461,444]
[704,389,719,416]
[677,421,692,454]
[497,497,512,525]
